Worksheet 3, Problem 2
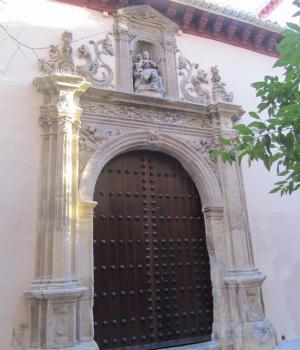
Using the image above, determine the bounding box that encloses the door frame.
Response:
[78,131,226,350]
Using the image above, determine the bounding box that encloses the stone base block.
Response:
[275,339,300,350]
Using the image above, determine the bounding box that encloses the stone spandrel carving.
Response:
[178,52,211,105]
[133,51,165,97]
[39,31,75,75]
[211,65,234,103]
[185,138,218,176]
[76,33,114,88]
[79,124,121,172]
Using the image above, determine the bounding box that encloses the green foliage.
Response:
[211,1,300,195]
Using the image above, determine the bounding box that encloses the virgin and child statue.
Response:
[133,51,165,96]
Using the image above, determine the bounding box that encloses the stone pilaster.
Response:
[113,16,133,92]
[203,207,232,349]
[210,102,277,350]
[164,43,179,98]
[78,201,98,348]
[25,74,92,350]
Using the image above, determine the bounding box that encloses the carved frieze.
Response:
[81,101,212,129]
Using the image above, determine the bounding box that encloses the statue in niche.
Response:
[133,51,165,96]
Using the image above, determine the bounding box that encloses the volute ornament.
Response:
[76,33,114,88]
[178,52,211,105]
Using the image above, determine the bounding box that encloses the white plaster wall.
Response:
[0,0,299,348]
[177,33,300,341]
[0,1,113,349]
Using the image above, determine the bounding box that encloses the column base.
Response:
[25,283,87,349]
[224,267,277,350]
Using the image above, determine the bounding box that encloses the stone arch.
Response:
[78,130,226,349]
[79,131,223,209]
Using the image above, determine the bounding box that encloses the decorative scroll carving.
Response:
[79,124,121,172]
[178,52,211,105]
[38,31,114,88]
[81,101,212,129]
[39,31,75,75]
[211,65,233,103]
[76,33,114,88]
[133,51,165,97]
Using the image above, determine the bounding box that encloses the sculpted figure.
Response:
[133,51,164,96]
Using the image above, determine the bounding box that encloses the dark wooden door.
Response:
[93,151,213,350]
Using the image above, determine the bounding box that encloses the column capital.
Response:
[224,267,266,287]
[34,74,91,107]
[79,200,98,218]
[209,102,245,135]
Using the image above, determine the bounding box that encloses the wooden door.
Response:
[93,151,213,350]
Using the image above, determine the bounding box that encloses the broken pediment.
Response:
[114,4,179,32]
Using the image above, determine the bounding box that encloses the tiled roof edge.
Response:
[172,0,283,32]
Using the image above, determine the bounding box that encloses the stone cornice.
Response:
[83,87,243,118]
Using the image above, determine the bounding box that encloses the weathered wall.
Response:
[0,0,299,349]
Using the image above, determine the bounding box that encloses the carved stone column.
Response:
[210,103,277,350]
[25,74,94,350]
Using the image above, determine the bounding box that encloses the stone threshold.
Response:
[275,338,300,349]
[157,341,220,350]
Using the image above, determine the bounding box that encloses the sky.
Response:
[215,0,297,25]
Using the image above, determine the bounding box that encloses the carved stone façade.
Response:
[26,4,277,350]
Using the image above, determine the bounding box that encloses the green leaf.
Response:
[249,111,260,120]
[248,121,267,130]
[270,187,282,193]
[287,22,300,32]
[210,150,219,160]
[233,124,253,135]
[220,137,231,146]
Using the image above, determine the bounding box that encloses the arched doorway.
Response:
[93,150,213,350]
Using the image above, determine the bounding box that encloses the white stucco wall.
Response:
[0,0,299,349]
